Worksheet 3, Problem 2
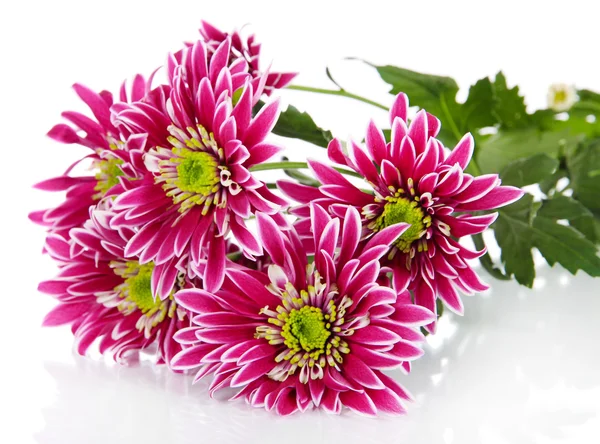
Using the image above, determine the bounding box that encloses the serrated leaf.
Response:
[492,72,529,129]
[571,215,600,244]
[494,193,600,286]
[539,169,567,195]
[537,195,599,245]
[461,77,496,130]
[371,64,459,120]
[272,104,333,148]
[536,195,593,220]
[567,139,600,211]
[493,194,537,287]
[477,127,573,173]
[500,153,559,187]
[531,216,600,276]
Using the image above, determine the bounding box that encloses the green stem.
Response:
[439,94,463,143]
[250,161,364,179]
[287,85,388,111]
[472,233,511,281]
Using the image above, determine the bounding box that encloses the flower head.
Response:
[547,83,577,112]
[40,200,189,365]
[279,93,523,331]
[112,38,286,295]
[30,79,151,237]
[171,205,434,416]
[198,20,296,95]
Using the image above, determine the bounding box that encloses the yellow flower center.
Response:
[282,306,331,354]
[173,149,220,195]
[374,196,431,252]
[118,262,162,313]
[554,90,567,103]
[94,158,124,197]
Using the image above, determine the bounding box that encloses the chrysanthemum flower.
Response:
[29,78,151,237]
[39,201,189,365]
[547,83,577,112]
[279,93,523,331]
[170,204,434,416]
[199,20,296,95]
[111,38,286,293]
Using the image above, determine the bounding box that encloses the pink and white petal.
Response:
[339,390,377,417]
[445,133,474,169]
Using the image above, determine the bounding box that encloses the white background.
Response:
[1,1,599,442]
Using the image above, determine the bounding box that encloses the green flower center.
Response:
[374,196,430,252]
[282,306,331,353]
[173,149,220,196]
[94,158,124,197]
[121,262,161,313]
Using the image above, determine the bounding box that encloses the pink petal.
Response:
[230,356,276,387]
[339,390,377,416]
[445,133,474,169]
[204,234,226,293]
[42,303,90,326]
[367,388,407,414]
[390,93,409,123]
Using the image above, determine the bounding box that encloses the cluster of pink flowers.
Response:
[33,21,521,416]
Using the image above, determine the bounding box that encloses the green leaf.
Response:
[500,153,559,187]
[477,127,573,173]
[460,77,496,130]
[539,169,567,195]
[536,195,593,220]
[567,139,600,211]
[494,193,600,287]
[371,64,459,120]
[537,195,599,245]
[577,89,600,104]
[492,72,529,129]
[571,216,600,244]
[272,104,333,148]
[531,215,600,276]
[494,195,537,287]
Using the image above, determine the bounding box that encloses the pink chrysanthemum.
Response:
[198,20,296,95]
[170,205,434,416]
[111,38,286,294]
[39,201,190,365]
[279,93,523,331]
[29,78,152,237]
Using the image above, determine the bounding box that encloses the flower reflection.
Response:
[36,268,600,443]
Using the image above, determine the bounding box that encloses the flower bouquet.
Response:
[32,21,600,416]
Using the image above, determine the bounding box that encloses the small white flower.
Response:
[547,83,577,112]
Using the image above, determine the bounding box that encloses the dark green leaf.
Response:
[493,195,537,287]
[494,193,600,286]
[272,104,333,148]
[571,216,600,244]
[371,64,459,119]
[500,153,559,187]
[492,72,529,129]
[531,216,600,276]
[539,169,567,195]
[461,77,496,130]
[536,195,593,220]
[477,127,573,173]
[567,140,600,211]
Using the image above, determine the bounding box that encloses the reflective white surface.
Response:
[6,267,598,444]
